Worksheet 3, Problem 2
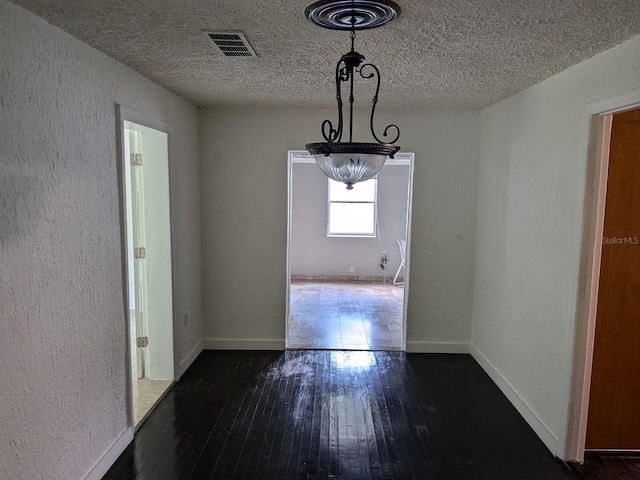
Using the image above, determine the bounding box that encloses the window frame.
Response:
[326,178,378,237]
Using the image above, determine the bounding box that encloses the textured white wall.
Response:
[471,34,640,457]
[199,107,480,349]
[290,162,410,277]
[0,2,202,478]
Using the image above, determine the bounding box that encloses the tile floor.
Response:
[287,280,405,350]
[132,377,172,426]
[130,312,173,426]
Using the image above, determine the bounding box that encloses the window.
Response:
[327,178,377,236]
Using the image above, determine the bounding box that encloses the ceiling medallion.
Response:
[305,0,400,30]
[305,0,401,189]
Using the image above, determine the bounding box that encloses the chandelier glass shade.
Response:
[305,0,401,189]
[306,143,398,190]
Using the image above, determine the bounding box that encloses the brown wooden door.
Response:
[586,108,640,450]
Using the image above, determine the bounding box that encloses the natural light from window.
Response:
[327,178,377,236]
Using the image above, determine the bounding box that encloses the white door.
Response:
[121,108,175,428]
[123,119,174,382]
[129,129,149,378]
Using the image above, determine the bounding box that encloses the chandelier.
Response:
[305,0,401,189]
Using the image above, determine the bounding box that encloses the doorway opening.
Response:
[567,89,640,462]
[118,106,175,428]
[285,151,414,351]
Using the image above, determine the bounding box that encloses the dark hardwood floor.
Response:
[104,350,576,479]
[570,452,640,479]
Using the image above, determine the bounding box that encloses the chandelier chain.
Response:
[305,0,401,188]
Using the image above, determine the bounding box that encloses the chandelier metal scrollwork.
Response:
[305,0,401,189]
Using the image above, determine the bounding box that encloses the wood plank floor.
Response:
[288,281,404,350]
[570,452,640,479]
[104,350,576,479]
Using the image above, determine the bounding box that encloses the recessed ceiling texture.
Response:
[10,0,640,109]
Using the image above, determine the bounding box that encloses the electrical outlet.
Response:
[382,250,387,257]
[349,266,355,273]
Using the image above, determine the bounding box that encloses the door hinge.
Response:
[134,247,146,259]
[136,336,149,348]
[130,153,143,166]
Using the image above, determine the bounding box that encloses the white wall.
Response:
[0,2,202,478]
[471,34,640,458]
[200,107,480,351]
[290,162,410,278]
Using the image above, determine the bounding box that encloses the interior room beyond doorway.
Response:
[286,151,414,351]
[288,280,404,350]
[121,111,175,427]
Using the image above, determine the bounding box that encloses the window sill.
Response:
[327,234,377,238]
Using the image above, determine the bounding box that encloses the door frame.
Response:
[566,88,640,461]
[285,150,415,351]
[116,104,178,429]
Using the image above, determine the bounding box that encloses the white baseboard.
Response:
[470,344,559,455]
[291,274,387,282]
[405,341,470,354]
[177,340,203,379]
[83,427,133,480]
[203,338,285,350]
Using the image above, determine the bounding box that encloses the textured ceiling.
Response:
[11,0,640,109]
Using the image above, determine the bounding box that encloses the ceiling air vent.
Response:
[204,31,256,58]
